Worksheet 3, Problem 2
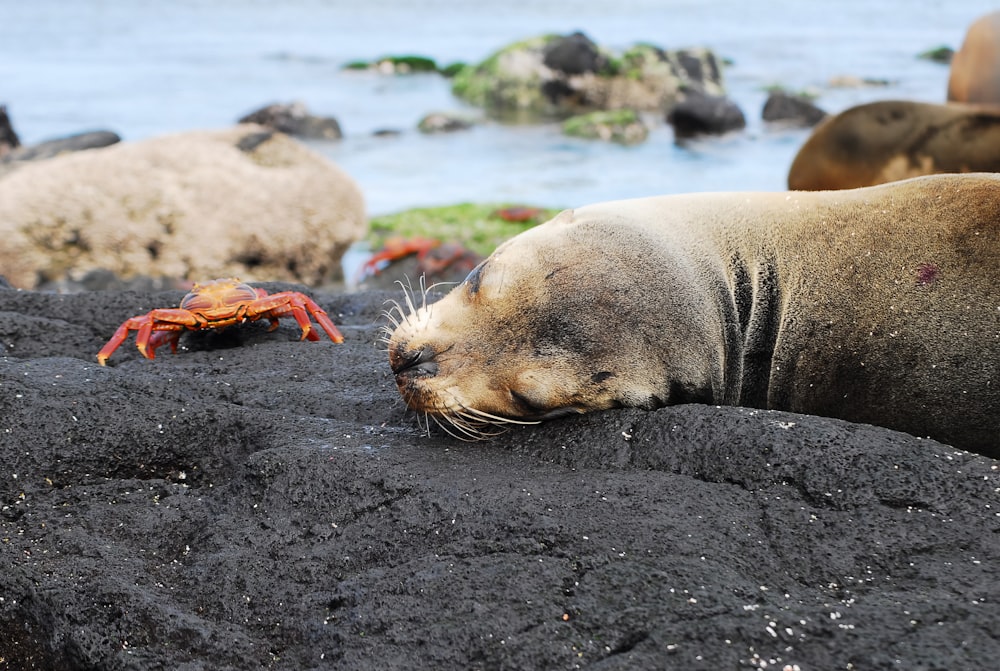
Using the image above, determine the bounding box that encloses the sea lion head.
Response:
[384,208,719,438]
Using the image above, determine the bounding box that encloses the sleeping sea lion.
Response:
[387,174,1000,457]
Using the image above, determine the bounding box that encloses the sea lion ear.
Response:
[547,208,576,228]
[463,260,487,295]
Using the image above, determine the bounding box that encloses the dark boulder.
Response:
[0,104,20,156]
[542,31,607,75]
[238,101,342,140]
[667,90,746,138]
[0,129,120,164]
[762,91,827,126]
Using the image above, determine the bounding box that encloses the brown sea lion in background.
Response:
[387,174,1000,457]
[787,100,1000,190]
[948,10,1000,104]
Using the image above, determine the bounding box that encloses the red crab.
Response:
[491,206,545,222]
[358,237,481,281]
[96,278,343,365]
[359,237,442,279]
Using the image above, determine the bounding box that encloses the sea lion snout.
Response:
[390,343,439,380]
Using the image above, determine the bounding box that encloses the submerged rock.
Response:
[417,112,475,134]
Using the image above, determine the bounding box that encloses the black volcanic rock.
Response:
[0,284,997,670]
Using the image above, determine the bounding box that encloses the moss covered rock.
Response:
[451,35,560,117]
[452,32,726,119]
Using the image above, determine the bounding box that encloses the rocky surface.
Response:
[1,284,997,670]
[0,125,366,289]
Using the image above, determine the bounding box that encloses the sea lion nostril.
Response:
[391,344,437,375]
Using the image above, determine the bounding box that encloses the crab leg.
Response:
[97,317,146,366]
[96,309,200,365]
[139,324,185,360]
[248,293,344,343]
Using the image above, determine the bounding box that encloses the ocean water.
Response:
[2,1,995,216]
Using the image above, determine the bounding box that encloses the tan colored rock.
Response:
[0,125,366,288]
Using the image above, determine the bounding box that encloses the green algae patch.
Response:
[368,202,562,256]
[562,109,648,144]
[343,54,443,73]
[917,45,954,63]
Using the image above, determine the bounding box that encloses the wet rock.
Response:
[542,31,607,75]
[667,90,746,138]
[762,91,827,127]
[417,112,474,134]
[0,125,366,288]
[827,74,893,88]
[0,129,121,178]
[0,104,20,157]
[238,101,342,140]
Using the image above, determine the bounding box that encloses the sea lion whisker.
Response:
[462,406,541,426]
[380,303,403,329]
[431,413,483,441]
[452,409,508,437]
[419,412,432,438]
[396,278,418,319]
[373,328,393,352]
